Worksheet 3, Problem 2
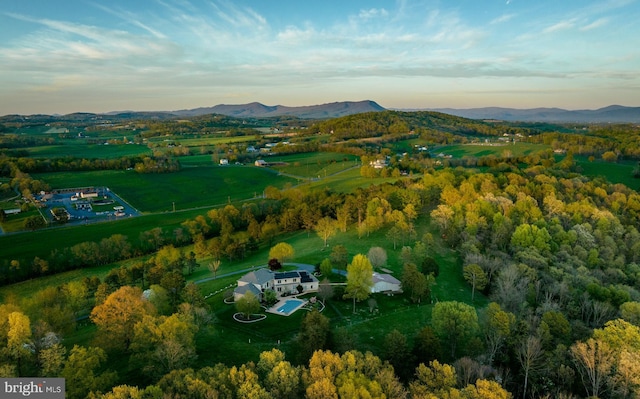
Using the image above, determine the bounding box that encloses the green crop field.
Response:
[434,142,548,158]
[34,166,297,212]
[27,142,152,159]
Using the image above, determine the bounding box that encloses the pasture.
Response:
[27,142,151,159]
[266,152,360,178]
[434,142,548,158]
[576,158,640,191]
[34,166,297,213]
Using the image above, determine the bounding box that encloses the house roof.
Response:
[238,268,273,285]
[274,270,318,284]
[372,272,401,285]
[234,284,262,297]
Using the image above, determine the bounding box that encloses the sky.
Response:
[1,0,639,115]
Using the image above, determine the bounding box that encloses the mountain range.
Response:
[4,101,640,123]
[170,100,385,119]
[425,105,640,123]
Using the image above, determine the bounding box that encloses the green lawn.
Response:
[34,166,297,212]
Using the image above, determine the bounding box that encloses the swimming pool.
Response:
[275,299,305,316]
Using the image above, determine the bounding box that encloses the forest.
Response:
[1,110,640,398]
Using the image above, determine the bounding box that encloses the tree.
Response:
[61,345,117,399]
[269,242,295,263]
[386,226,402,250]
[480,302,515,365]
[431,301,479,359]
[463,264,488,302]
[383,329,411,380]
[130,314,197,378]
[318,279,334,304]
[235,292,260,320]
[421,256,440,277]
[517,336,544,399]
[401,263,428,303]
[570,338,614,399]
[6,312,32,376]
[320,258,333,277]
[208,259,221,280]
[329,245,349,269]
[344,254,373,313]
[90,286,155,351]
[24,215,45,230]
[367,246,387,269]
[315,217,337,247]
[296,310,330,363]
[413,326,442,365]
[268,258,283,271]
[620,301,640,326]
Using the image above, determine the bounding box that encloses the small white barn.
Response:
[371,273,402,294]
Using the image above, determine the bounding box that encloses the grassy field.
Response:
[34,166,297,212]
[28,142,151,159]
[267,152,360,178]
[575,158,640,191]
[307,167,410,193]
[435,142,549,158]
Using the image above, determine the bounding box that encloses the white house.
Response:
[371,272,402,294]
[254,159,267,167]
[220,158,229,165]
[234,268,318,301]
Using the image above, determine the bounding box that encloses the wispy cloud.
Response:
[580,17,609,31]
[542,19,577,34]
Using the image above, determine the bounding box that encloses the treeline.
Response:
[2,154,184,174]
[529,124,640,159]
[310,111,542,141]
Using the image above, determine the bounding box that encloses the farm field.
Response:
[576,158,640,191]
[434,142,549,158]
[267,152,360,178]
[34,166,297,212]
[307,166,408,192]
[27,142,151,159]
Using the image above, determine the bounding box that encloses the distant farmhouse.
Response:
[234,268,319,301]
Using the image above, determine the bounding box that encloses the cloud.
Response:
[580,17,609,31]
[490,13,516,24]
[542,19,577,34]
[358,8,389,20]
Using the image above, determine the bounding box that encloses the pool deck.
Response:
[266,297,308,316]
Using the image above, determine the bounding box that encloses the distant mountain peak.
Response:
[171,100,385,119]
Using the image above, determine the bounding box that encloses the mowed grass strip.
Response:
[34,166,297,212]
